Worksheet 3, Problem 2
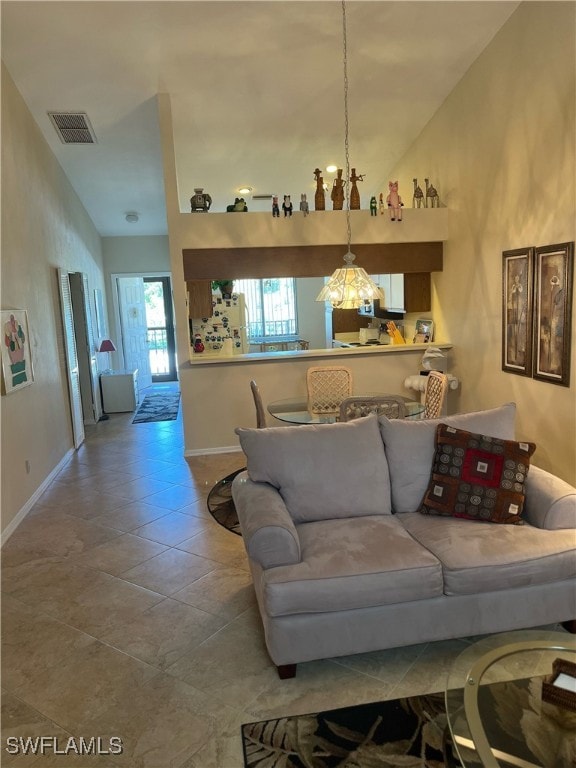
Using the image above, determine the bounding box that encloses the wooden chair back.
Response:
[423,371,449,419]
[250,380,267,428]
[306,366,353,415]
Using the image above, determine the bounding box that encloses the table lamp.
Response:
[98,338,116,373]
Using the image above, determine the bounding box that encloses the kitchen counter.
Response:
[188,342,452,365]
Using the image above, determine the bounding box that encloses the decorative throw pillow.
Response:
[418,424,536,524]
[379,403,517,513]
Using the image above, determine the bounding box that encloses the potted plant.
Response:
[211,280,234,298]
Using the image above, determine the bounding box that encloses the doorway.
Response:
[114,274,177,388]
[57,269,102,448]
[144,277,177,382]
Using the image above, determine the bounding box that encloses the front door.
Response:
[144,277,177,382]
[117,277,152,389]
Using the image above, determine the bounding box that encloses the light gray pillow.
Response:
[236,413,391,524]
[378,403,517,513]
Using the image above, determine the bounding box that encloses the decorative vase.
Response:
[349,168,364,210]
[313,168,326,211]
[331,169,345,210]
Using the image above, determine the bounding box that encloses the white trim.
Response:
[1,448,75,545]
[184,445,242,457]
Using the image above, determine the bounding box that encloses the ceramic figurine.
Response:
[226,197,247,212]
[193,334,205,353]
[413,179,425,208]
[313,168,326,211]
[386,180,403,221]
[425,178,440,208]
[190,187,212,212]
[369,196,377,216]
[272,196,280,217]
[300,193,309,216]
[282,195,293,217]
[379,192,385,215]
[330,169,345,210]
[349,168,364,210]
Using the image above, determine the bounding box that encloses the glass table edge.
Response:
[445,632,576,768]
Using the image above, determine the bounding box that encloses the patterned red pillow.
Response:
[418,424,536,524]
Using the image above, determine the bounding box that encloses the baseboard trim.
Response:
[1,448,75,545]
[184,445,243,457]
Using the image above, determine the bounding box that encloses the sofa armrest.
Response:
[524,465,576,529]
[231,471,301,568]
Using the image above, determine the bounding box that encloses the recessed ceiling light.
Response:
[326,165,338,173]
[238,187,252,195]
[125,212,139,223]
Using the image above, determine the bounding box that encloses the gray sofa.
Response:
[232,404,576,678]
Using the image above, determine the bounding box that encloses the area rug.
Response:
[206,469,244,535]
[132,393,181,424]
[241,691,459,768]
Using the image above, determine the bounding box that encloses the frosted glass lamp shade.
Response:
[316,252,385,309]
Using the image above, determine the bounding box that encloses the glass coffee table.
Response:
[445,630,576,767]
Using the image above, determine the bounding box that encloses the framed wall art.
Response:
[532,242,574,387]
[502,247,534,376]
[1,309,34,394]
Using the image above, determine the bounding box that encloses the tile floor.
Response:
[1,383,568,767]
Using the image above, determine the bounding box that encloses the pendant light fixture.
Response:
[316,1,385,310]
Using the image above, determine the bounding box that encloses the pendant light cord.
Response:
[342,0,353,259]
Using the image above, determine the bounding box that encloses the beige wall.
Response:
[102,235,170,368]
[102,235,170,278]
[388,2,575,483]
[1,64,106,534]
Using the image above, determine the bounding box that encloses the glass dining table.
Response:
[267,395,425,424]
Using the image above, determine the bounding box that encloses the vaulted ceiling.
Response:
[2,1,519,236]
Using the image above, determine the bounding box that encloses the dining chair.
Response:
[422,371,449,418]
[306,365,353,414]
[250,379,267,428]
[339,395,407,422]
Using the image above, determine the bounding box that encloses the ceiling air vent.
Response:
[252,194,273,200]
[48,111,97,144]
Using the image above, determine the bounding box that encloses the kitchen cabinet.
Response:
[373,273,431,313]
[403,273,431,312]
[187,280,213,319]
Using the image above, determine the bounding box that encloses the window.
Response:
[234,278,298,339]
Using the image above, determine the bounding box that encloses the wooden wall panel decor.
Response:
[182,242,443,281]
[186,280,213,319]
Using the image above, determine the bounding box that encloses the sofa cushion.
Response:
[236,414,391,524]
[418,424,536,525]
[397,512,576,595]
[379,403,517,513]
[258,515,443,616]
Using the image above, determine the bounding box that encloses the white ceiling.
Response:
[2,1,519,237]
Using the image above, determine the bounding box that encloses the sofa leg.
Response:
[277,664,297,679]
[561,620,576,634]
